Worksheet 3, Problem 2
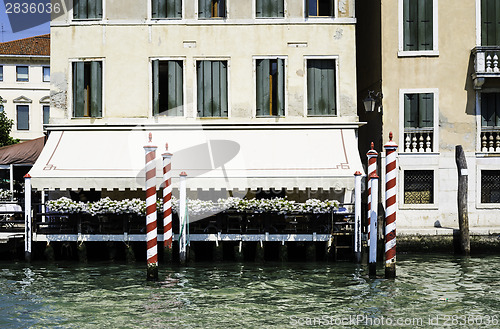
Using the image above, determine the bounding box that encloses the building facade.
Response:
[357,0,500,235]
[39,0,364,202]
[0,35,50,141]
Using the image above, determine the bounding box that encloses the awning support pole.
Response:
[24,174,32,262]
[144,133,158,281]
[10,164,14,201]
[179,172,188,265]
[354,171,363,263]
[384,132,398,278]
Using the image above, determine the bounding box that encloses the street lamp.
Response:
[363,91,383,113]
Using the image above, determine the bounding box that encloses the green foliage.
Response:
[0,111,19,147]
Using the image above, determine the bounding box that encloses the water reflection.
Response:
[0,255,499,328]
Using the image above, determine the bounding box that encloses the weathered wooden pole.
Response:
[455,145,470,256]
[354,171,363,263]
[144,133,158,281]
[162,143,173,261]
[366,143,378,260]
[179,172,188,265]
[369,173,379,277]
[24,174,32,262]
[384,132,398,278]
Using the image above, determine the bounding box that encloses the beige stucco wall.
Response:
[50,0,358,125]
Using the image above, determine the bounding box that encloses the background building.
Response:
[0,34,50,141]
[357,0,500,235]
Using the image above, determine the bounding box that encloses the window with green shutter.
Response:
[306,0,334,17]
[16,66,29,82]
[0,66,3,81]
[481,93,500,127]
[199,0,226,18]
[152,60,183,116]
[197,61,228,117]
[403,0,433,51]
[152,0,182,19]
[73,0,103,19]
[256,0,284,18]
[72,61,102,118]
[43,105,50,125]
[256,59,285,116]
[307,59,336,116]
[481,0,500,45]
[404,93,434,128]
[16,105,29,131]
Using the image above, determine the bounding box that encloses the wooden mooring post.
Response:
[24,174,32,262]
[455,145,470,256]
[354,171,363,263]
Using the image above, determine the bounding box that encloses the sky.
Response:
[0,1,50,43]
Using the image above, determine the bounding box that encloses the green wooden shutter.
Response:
[167,61,183,115]
[90,61,102,117]
[170,0,182,18]
[81,0,88,19]
[277,59,285,116]
[482,0,500,46]
[152,0,159,18]
[158,0,166,18]
[404,0,418,51]
[218,0,226,18]
[418,0,433,50]
[73,62,85,117]
[307,61,315,115]
[43,106,50,125]
[96,0,102,18]
[88,0,96,19]
[481,93,497,126]
[73,0,79,18]
[278,0,284,17]
[419,93,433,127]
[256,0,263,17]
[496,93,500,126]
[220,61,228,116]
[256,60,270,116]
[197,61,204,116]
[152,60,159,115]
[199,0,209,18]
[329,0,334,17]
[203,61,212,116]
[404,94,418,128]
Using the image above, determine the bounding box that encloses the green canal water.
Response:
[0,254,499,328]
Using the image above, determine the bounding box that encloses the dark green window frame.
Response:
[404,93,434,128]
[256,58,285,116]
[481,0,500,46]
[43,105,50,125]
[256,0,284,18]
[72,61,102,118]
[197,61,228,117]
[307,59,336,116]
[73,0,103,19]
[306,0,334,17]
[152,0,182,19]
[481,93,500,127]
[199,0,226,18]
[152,60,184,116]
[402,0,433,51]
[16,105,29,131]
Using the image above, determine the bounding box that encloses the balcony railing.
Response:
[404,128,434,153]
[472,46,500,89]
[481,128,500,153]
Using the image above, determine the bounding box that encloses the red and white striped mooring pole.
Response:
[162,144,173,261]
[366,143,378,277]
[144,133,158,281]
[384,132,398,278]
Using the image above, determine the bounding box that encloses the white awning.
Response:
[29,124,364,191]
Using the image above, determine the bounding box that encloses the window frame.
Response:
[477,165,500,208]
[150,57,186,118]
[196,0,227,19]
[16,66,29,82]
[254,56,287,118]
[0,65,3,82]
[399,88,439,153]
[398,163,439,210]
[398,0,439,57]
[42,105,50,125]
[304,55,339,117]
[16,104,30,131]
[305,0,336,18]
[254,0,285,19]
[194,58,230,118]
[42,66,50,82]
[69,58,105,119]
[72,0,104,21]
